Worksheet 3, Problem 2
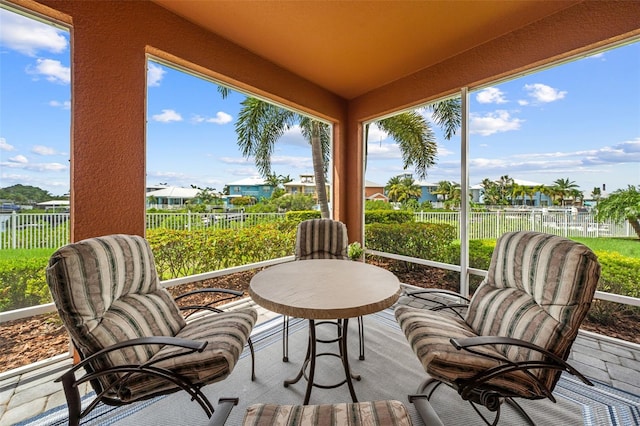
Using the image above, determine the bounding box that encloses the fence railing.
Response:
[1,212,287,249]
[415,210,631,239]
[1,210,632,249]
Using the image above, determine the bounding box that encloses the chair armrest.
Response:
[174,288,245,316]
[406,288,471,303]
[405,289,470,320]
[450,335,593,399]
[174,288,244,301]
[58,336,208,381]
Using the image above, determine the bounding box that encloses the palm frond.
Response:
[377,112,437,180]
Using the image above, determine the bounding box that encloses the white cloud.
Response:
[469,110,524,136]
[219,157,253,165]
[476,87,508,104]
[367,142,401,159]
[367,123,389,142]
[27,58,70,84]
[147,62,166,87]
[279,125,308,147]
[8,154,28,163]
[0,9,68,56]
[192,111,233,125]
[49,100,70,109]
[271,155,313,169]
[0,138,15,151]
[1,157,67,172]
[523,83,567,103]
[31,145,57,155]
[152,109,182,123]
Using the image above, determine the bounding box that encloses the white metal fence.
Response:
[0,210,633,250]
[415,210,632,240]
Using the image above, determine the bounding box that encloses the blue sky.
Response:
[1,7,639,198]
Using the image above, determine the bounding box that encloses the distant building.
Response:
[146,186,199,209]
[365,180,388,202]
[283,174,330,203]
[227,177,275,201]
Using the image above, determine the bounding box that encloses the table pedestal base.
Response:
[284,318,360,404]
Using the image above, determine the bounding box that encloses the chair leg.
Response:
[282,315,289,362]
[357,316,365,360]
[247,337,256,381]
[59,372,82,426]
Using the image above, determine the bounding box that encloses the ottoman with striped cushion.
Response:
[242,400,412,425]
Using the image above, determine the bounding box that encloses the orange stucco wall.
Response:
[9,0,640,244]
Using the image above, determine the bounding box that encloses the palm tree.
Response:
[229,92,460,217]
[511,184,527,206]
[595,185,640,239]
[591,187,602,205]
[432,180,453,202]
[552,178,579,206]
[480,178,500,205]
[385,176,421,204]
[496,175,514,205]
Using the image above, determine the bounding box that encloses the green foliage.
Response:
[347,242,364,261]
[275,194,315,211]
[147,221,297,279]
[595,185,640,239]
[0,251,52,311]
[572,237,640,258]
[230,196,254,206]
[365,200,393,211]
[284,210,321,222]
[364,210,414,224]
[595,251,640,298]
[365,222,457,268]
[0,184,60,204]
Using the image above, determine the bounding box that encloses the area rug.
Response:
[18,309,640,425]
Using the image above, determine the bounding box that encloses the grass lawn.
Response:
[572,237,640,258]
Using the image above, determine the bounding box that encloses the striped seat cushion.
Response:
[243,400,412,426]
[395,305,548,398]
[120,308,257,401]
[295,219,349,260]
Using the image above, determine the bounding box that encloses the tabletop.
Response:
[249,259,400,320]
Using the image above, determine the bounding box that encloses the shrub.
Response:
[365,222,457,271]
[147,221,298,279]
[365,210,414,224]
[285,210,321,222]
[586,251,640,324]
[0,252,52,311]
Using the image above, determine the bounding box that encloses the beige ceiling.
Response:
[153,1,580,100]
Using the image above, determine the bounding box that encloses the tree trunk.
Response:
[311,121,330,218]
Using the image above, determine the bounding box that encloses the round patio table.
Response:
[249,259,400,404]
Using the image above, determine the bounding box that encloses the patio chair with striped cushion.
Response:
[46,234,257,426]
[282,219,366,362]
[395,231,601,425]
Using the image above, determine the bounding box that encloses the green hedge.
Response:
[365,222,457,266]
[147,221,298,279]
[365,210,414,224]
[284,210,321,222]
[0,251,52,311]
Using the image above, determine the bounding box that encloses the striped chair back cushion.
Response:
[46,235,186,371]
[465,231,600,388]
[295,219,349,260]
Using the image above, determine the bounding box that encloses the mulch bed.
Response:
[1,260,637,373]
